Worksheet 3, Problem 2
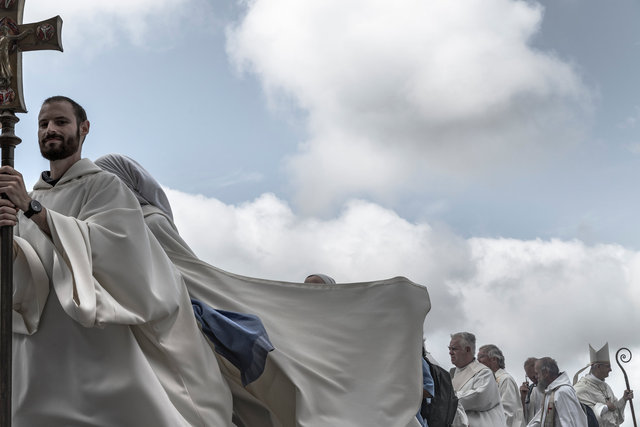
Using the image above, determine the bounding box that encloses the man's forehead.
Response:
[449,338,464,348]
[38,101,74,120]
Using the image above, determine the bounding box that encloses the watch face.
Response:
[30,200,42,212]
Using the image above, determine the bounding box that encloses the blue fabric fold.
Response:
[191,298,275,386]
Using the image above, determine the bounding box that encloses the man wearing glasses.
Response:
[574,343,634,427]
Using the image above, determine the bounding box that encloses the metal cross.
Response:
[0,0,63,113]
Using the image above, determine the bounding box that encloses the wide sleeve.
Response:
[457,368,502,411]
[500,375,525,426]
[451,400,469,427]
[46,176,183,328]
[602,385,626,425]
[12,237,50,335]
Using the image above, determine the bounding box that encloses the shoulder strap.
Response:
[542,384,572,427]
[543,389,557,427]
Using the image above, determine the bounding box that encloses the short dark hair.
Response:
[451,332,476,353]
[524,357,538,369]
[42,96,88,125]
[479,344,505,369]
[537,357,559,377]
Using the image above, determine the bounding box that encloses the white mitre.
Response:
[573,342,610,384]
[590,342,610,364]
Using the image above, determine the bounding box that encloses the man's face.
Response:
[477,349,494,371]
[534,361,548,390]
[525,363,538,384]
[449,338,473,368]
[38,101,84,161]
[592,362,612,381]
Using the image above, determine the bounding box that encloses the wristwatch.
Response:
[24,199,42,218]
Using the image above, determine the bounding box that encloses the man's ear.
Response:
[80,120,90,137]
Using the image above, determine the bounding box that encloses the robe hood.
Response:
[545,371,572,393]
[33,158,102,190]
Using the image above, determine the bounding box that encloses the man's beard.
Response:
[40,129,80,161]
[536,381,546,392]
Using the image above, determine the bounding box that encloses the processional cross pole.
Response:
[616,348,637,427]
[0,1,62,425]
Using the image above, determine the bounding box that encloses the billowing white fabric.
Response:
[527,372,587,427]
[11,159,233,426]
[142,204,431,427]
[496,368,526,427]
[451,359,507,427]
[575,374,626,427]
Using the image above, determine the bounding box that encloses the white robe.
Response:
[575,374,626,427]
[451,360,507,427]
[496,369,526,427]
[527,372,587,427]
[141,204,431,427]
[524,385,544,423]
[11,159,233,426]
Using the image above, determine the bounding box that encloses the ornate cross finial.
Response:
[0,0,62,113]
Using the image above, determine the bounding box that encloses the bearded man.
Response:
[527,357,587,427]
[0,96,234,426]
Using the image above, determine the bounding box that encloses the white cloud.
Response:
[167,188,640,398]
[227,0,592,213]
[24,0,214,53]
[620,106,640,129]
[211,169,264,188]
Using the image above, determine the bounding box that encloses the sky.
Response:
[10,0,640,422]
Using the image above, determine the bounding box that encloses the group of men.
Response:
[432,333,634,427]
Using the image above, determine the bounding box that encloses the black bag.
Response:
[581,403,599,427]
[420,359,458,427]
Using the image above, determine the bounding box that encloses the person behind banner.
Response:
[304,273,336,284]
[574,343,634,427]
[527,357,587,427]
[449,332,507,427]
[0,96,234,426]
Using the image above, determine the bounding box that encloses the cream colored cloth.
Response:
[142,204,431,427]
[575,374,626,427]
[451,360,507,427]
[525,385,544,423]
[496,368,526,427]
[12,159,233,426]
